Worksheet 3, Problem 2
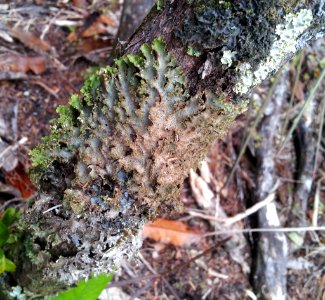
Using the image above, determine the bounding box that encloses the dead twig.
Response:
[204,226,325,236]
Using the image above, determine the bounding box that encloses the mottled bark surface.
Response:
[1,1,324,298]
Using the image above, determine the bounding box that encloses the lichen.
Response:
[234,9,313,94]
[187,46,201,57]
[178,0,284,70]
[25,37,246,293]
[221,49,236,68]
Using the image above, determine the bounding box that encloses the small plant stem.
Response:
[281,50,304,137]
[277,68,325,155]
[222,69,283,189]
[313,93,325,175]
[204,226,325,237]
[312,180,321,227]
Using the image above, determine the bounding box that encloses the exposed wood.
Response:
[252,67,289,300]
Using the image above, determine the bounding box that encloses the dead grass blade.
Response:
[313,93,325,175]
[277,68,325,155]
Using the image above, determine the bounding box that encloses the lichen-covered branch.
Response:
[1,0,324,298]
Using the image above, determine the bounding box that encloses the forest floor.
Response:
[0,1,324,299]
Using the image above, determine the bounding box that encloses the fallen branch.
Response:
[1,1,325,298]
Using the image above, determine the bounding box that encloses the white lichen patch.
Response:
[221,49,237,67]
[9,286,26,300]
[264,202,280,227]
[234,9,313,94]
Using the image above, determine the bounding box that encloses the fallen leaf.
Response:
[72,0,88,9]
[0,54,46,75]
[67,32,78,43]
[9,27,52,53]
[4,162,36,199]
[98,14,116,27]
[77,38,112,53]
[82,14,116,38]
[141,218,202,247]
[82,22,107,38]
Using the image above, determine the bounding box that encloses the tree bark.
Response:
[1,1,324,298]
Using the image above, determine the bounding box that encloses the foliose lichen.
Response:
[234,9,313,94]
[221,49,237,68]
[178,0,283,70]
[25,37,245,293]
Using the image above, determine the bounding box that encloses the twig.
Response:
[0,137,28,168]
[277,68,325,155]
[29,79,59,99]
[313,93,325,175]
[40,9,62,40]
[204,226,325,237]
[42,204,63,214]
[281,50,304,137]
[186,181,279,225]
[0,198,23,211]
[223,181,279,226]
[312,180,321,227]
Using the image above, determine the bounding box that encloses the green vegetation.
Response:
[187,46,201,57]
[156,0,164,11]
[0,208,20,274]
[47,274,113,300]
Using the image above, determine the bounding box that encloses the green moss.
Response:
[30,129,67,169]
[56,106,75,127]
[69,94,83,111]
[80,74,101,106]
[187,46,201,57]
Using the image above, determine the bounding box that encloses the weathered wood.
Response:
[252,67,289,300]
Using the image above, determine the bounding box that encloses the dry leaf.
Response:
[67,32,78,43]
[0,54,46,75]
[82,22,107,38]
[4,162,36,199]
[99,14,116,27]
[72,0,88,9]
[82,14,116,38]
[9,27,52,53]
[141,218,202,247]
[76,38,111,53]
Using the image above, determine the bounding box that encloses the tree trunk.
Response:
[1,1,324,298]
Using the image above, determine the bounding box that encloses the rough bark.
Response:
[1,1,325,298]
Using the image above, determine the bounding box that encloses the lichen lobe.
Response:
[26,37,244,292]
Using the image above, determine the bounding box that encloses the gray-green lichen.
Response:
[234,9,313,94]
[23,37,246,294]
[221,49,237,68]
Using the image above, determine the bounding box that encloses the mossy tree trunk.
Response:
[1,1,324,298]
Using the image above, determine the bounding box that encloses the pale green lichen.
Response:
[220,49,236,67]
[156,0,164,11]
[187,46,201,57]
[234,8,313,94]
